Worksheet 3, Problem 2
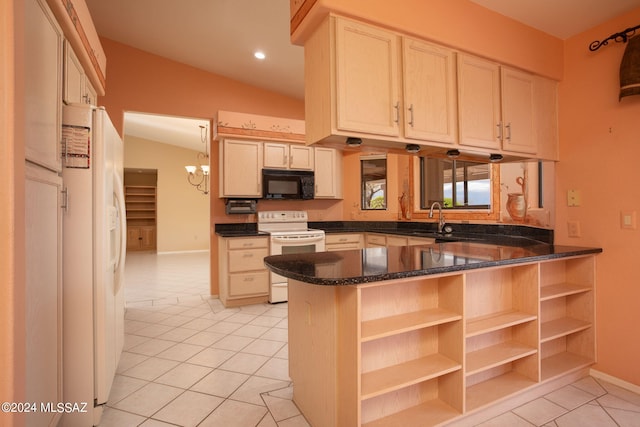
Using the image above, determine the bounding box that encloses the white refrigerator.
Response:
[61,104,126,426]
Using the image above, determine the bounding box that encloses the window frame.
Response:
[361,155,387,210]
[410,157,500,222]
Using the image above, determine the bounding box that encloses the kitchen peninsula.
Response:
[264,241,602,426]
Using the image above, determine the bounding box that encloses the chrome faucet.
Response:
[429,202,446,234]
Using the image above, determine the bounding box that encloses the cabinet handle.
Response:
[284,154,288,166]
[408,104,414,127]
[339,238,347,242]
[243,277,255,282]
[242,243,254,247]
[505,123,512,141]
[243,253,254,258]
[394,102,400,123]
[496,122,503,141]
[61,187,69,212]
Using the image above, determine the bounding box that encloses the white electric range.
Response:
[257,211,325,303]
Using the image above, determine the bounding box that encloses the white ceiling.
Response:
[86,0,640,150]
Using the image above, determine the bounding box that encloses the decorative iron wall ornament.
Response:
[589,24,640,51]
[589,24,640,100]
[620,35,640,99]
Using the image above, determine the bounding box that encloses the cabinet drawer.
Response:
[366,234,387,246]
[228,271,269,297]
[325,233,363,245]
[228,248,269,272]
[227,237,268,250]
[326,243,362,252]
[386,235,409,246]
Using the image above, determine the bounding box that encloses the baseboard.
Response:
[590,369,640,394]
[157,249,210,255]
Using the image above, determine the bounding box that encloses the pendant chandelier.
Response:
[185,124,210,195]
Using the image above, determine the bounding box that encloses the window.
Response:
[420,157,490,209]
[361,156,387,210]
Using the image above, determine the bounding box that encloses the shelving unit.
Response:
[125,185,157,251]
[359,276,464,426]
[539,257,595,381]
[286,254,598,427]
[464,265,539,411]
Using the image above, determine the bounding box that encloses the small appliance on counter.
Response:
[225,199,257,214]
[258,211,325,303]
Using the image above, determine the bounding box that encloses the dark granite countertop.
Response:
[264,242,602,286]
[215,221,554,246]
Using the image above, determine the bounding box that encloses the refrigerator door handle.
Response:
[113,172,127,292]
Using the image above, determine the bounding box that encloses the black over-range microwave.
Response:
[262,169,315,200]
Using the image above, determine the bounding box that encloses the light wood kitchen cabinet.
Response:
[335,17,401,137]
[457,53,502,151]
[458,53,540,155]
[264,142,314,170]
[287,253,596,426]
[500,67,536,154]
[25,162,64,427]
[366,233,436,248]
[314,147,342,199]
[218,236,270,307]
[127,226,156,251]
[25,0,63,173]
[63,40,97,105]
[402,38,458,144]
[325,233,364,251]
[533,76,559,161]
[219,139,263,198]
[306,16,457,148]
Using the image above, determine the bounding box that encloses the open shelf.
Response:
[466,310,537,338]
[540,283,591,301]
[363,398,460,427]
[540,317,591,343]
[466,371,537,411]
[361,353,461,400]
[541,352,593,381]
[362,308,462,342]
[466,341,537,376]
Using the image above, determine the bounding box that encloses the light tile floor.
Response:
[100,252,640,427]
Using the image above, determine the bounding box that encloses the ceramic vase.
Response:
[506,193,526,221]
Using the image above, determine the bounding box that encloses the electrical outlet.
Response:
[567,220,581,237]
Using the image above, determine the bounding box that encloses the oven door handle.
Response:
[272,235,325,244]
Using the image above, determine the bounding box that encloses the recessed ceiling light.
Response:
[254,51,266,60]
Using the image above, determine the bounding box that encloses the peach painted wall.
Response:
[557,7,640,386]
[124,136,210,253]
[302,0,564,79]
[96,38,345,296]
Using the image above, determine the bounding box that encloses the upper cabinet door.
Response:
[457,54,501,150]
[24,0,63,172]
[63,41,84,104]
[289,145,314,170]
[501,67,536,154]
[220,139,263,198]
[314,147,342,199]
[335,18,400,137]
[264,143,289,169]
[402,38,457,144]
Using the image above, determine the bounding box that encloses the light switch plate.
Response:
[567,220,581,237]
[567,189,581,207]
[620,211,637,230]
